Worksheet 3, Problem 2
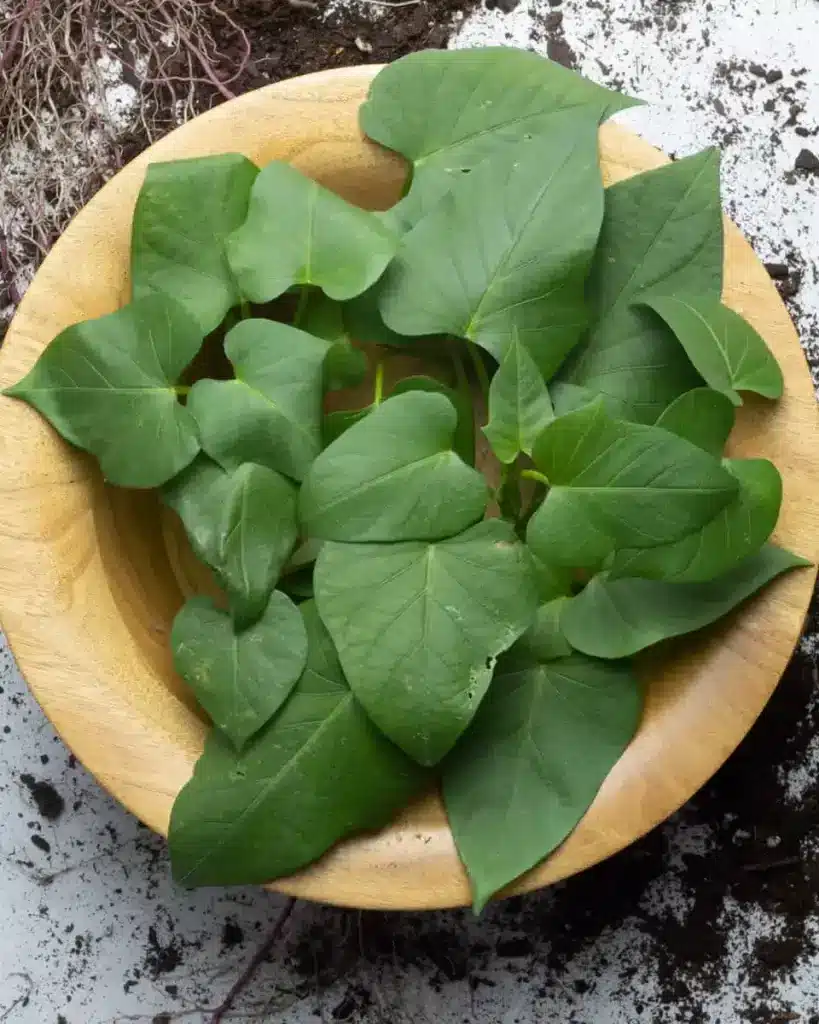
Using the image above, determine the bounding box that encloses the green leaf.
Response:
[556,150,723,421]
[377,123,604,378]
[300,391,488,543]
[360,46,637,233]
[322,406,371,446]
[483,333,554,464]
[324,343,368,393]
[392,374,475,466]
[131,154,259,334]
[6,294,202,488]
[163,456,298,626]
[607,458,782,583]
[188,319,328,482]
[655,387,735,456]
[531,553,575,603]
[562,544,811,659]
[299,291,369,393]
[226,161,398,304]
[314,518,539,765]
[643,296,784,405]
[514,599,573,662]
[171,592,307,750]
[169,602,426,886]
[526,399,738,567]
[444,652,641,911]
[343,287,411,348]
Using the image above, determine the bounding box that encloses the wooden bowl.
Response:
[0,66,816,911]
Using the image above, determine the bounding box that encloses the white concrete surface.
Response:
[1,1,818,1021]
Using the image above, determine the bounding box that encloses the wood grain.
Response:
[0,66,815,910]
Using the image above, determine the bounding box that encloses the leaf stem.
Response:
[373,362,385,406]
[239,298,252,320]
[293,285,310,329]
[466,342,492,400]
[521,468,549,486]
[175,385,191,396]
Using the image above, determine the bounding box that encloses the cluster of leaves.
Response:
[6,47,809,911]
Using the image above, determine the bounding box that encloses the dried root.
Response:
[0,0,254,335]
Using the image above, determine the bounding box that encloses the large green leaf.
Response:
[188,318,328,482]
[131,154,259,334]
[655,387,735,456]
[607,458,782,583]
[526,399,738,567]
[562,544,810,659]
[483,332,554,464]
[314,519,539,765]
[643,296,784,405]
[556,150,723,421]
[300,391,488,543]
[360,46,637,232]
[6,294,202,488]
[226,161,397,304]
[377,122,605,377]
[169,602,426,886]
[163,456,298,626]
[171,593,307,750]
[444,651,641,911]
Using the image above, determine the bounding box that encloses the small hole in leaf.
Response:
[230,768,246,781]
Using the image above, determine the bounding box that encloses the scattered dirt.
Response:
[20,774,65,821]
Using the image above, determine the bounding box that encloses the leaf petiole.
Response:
[373,362,385,406]
[466,342,492,402]
[293,285,310,329]
[239,298,252,320]
[174,384,191,396]
[521,468,549,486]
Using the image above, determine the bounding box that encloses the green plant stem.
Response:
[497,461,522,522]
[293,286,310,328]
[373,362,385,406]
[466,341,491,401]
[239,298,252,320]
[175,385,191,396]
[516,482,546,538]
[521,468,549,486]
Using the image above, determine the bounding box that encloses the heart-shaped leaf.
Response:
[643,296,784,404]
[483,332,554,464]
[131,154,259,333]
[300,390,488,543]
[444,650,641,911]
[171,592,307,750]
[555,150,723,422]
[6,294,202,488]
[607,458,782,583]
[360,46,637,233]
[526,399,738,567]
[163,456,298,626]
[655,387,736,456]
[314,518,539,765]
[188,319,328,482]
[561,544,810,659]
[169,601,427,885]
[377,123,604,377]
[226,161,398,304]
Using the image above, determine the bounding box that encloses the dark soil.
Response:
[218,0,479,93]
